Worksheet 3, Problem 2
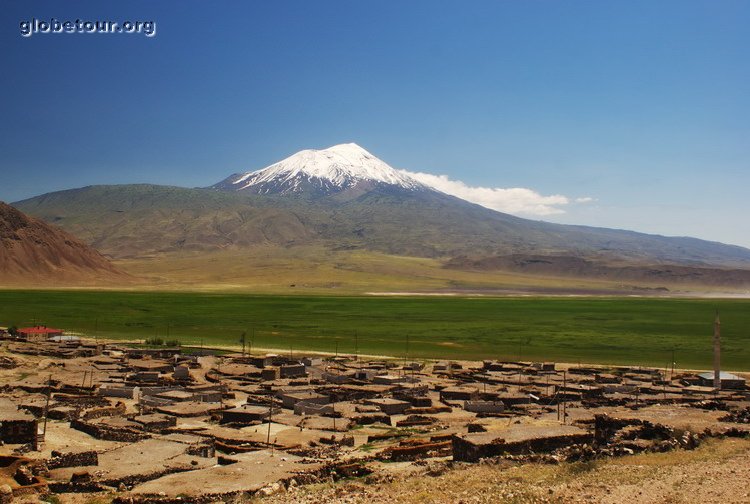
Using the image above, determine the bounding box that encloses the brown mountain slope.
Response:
[0,201,130,286]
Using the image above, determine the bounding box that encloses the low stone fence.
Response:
[70,419,150,443]
[81,402,127,421]
[48,450,98,469]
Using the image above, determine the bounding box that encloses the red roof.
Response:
[18,326,63,335]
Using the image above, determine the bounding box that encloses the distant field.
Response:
[114,247,635,294]
[0,290,748,370]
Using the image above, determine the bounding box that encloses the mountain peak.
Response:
[213,143,425,195]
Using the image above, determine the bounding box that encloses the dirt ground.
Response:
[250,438,750,504]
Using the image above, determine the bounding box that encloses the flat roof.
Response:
[157,390,195,398]
[698,371,744,381]
[224,405,269,414]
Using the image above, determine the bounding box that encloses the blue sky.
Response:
[2,1,748,246]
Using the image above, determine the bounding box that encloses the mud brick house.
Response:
[697,371,746,390]
[280,363,306,378]
[126,347,182,359]
[173,365,190,380]
[280,391,329,409]
[364,398,411,415]
[0,398,38,449]
[261,367,280,381]
[452,424,592,462]
[133,413,177,432]
[372,374,406,385]
[130,359,174,374]
[464,400,505,414]
[249,355,274,368]
[220,404,269,424]
[294,401,334,416]
[439,386,479,401]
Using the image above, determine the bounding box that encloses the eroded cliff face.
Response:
[0,201,129,285]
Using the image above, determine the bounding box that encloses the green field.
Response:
[0,290,747,370]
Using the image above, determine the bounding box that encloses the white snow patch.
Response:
[232,143,424,191]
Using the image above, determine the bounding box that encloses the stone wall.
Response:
[70,419,150,443]
[48,450,98,469]
[99,386,136,399]
[81,402,127,421]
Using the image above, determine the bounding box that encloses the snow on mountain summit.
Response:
[214,143,425,195]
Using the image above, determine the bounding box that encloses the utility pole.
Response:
[354,330,358,362]
[332,390,337,433]
[670,348,675,381]
[267,383,273,451]
[42,374,52,444]
[405,333,410,377]
[250,328,255,356]
[713,310,721,390]
[635,385,640,407]
[562,370,567,424]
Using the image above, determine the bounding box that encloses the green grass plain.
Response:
[0,290,748,371]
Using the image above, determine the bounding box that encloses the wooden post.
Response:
[562,370,567,424]
[267,383,273,452]
[332,390,336,433]
[42,374,52,443]
[670,348,675,381]
[713,311,721,390]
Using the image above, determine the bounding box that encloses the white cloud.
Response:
[401,170,591,217]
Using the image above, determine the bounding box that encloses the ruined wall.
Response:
[99,386,136,399]
[70,419,150,442]
[81,402,127,421]
[0,419,38,447]
[452,432,594,462]
[48,450,98,469]
[464,401,505,413]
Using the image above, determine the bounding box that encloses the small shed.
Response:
[280,391,329,409]
[220,405,269,425]
[364,398,411,415]
[697,372,746,390]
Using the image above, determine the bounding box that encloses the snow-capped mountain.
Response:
[213,143,426,196]
[15,143,750,269]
